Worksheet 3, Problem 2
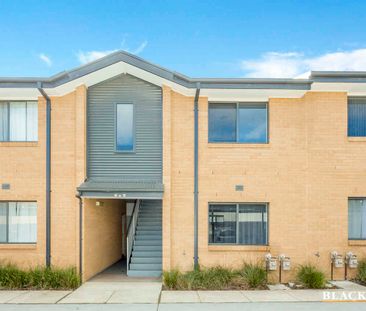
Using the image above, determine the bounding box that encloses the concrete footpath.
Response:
[0,280,365,304]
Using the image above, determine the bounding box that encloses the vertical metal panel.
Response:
[348,97,366,137]
[87,74,162,181]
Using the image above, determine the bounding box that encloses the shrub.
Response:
[238,263,267,289]
[356,259,366,284]
[163,270,180,289]
[179,266,234,290]
[296,264,326,289]
[0,264,80,290]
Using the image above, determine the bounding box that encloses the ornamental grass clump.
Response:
[0,263,80,290]
[182,266,234,290]
[356,259,366,285]
[238,263,267,289]
[163,270,180,289]
[296,264,326,289]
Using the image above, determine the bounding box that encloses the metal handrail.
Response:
[127,200,138,234]
[126,199,140,272]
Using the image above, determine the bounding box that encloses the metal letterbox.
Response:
[346,252,358,269]
[265,253,277,271]
[331,251,344,268]
[281,257,291,271]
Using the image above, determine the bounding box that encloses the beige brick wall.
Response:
[82,199,124,281]
[163,87,366,281]
[0,85,87,270]
[2,79,366,283]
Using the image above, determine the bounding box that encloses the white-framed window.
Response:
[208,103,268,143]
[0,101,38,142]
[209,203,268,245]
[115,103,134,152]
[348,97,366,137]
[349,198,366,240]
[0,201,37,243]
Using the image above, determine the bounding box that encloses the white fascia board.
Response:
[311,82,366,96]
[44,61,195,97]
[200,88,307,102]
[0,88,40,100]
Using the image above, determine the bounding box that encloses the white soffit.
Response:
[0,88,40,100]
[44,61,196,97]
[200,88,307,102]
[311,82,366,96]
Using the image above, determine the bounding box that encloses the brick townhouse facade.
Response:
[0,51,365,282]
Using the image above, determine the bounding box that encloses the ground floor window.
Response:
[209,203,268,245]
[0,202,37,243]
[349,198,366,240]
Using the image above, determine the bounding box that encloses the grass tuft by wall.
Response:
[0,264,80,290]
[163,263,268,290]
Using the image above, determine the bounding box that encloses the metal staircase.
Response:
[127,200,162,277]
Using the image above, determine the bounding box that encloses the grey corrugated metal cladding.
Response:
[87,74,162,182]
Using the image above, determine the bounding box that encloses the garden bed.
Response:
[0,263,80,290]
[163,263,268,290]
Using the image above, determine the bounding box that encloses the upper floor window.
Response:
[209,203,268,245]
[349,198,366,240]
[116,103,134,152]
[0,201,37,243]
[0,101,38,142]
[208,103,268,143]
[348,97,366,137]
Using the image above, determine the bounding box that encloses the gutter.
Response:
[76,193,83,280]
[37,83,51,267]
[193,83,200,270]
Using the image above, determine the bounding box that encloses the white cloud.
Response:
[131,40,148,55]
[77,40,148,64]
[241,49,366,78]
[39,53,52,66]
[77,50,117,64]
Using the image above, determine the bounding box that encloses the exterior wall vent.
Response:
[235,184,244,191]
[1,183,10,190]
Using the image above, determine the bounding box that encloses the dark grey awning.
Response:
[77,180,164,199]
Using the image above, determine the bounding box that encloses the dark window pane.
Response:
[209,104,236,142]
[0,103,9,141]
[0,202,7,242]
[238,104,267,143]
[209,204,237,244]
[8,202,37,243]
[238,204,267,245]
[349,199,366,239]
[116,104,134,151]
[348,99,366,137]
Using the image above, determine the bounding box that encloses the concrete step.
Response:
[134,240,162,246]
[138,219,162,223]
[132,250,162,257]
[136,228,162,236]
[133,245,162,251]
[131,257,162,264]
[127,270,162,277]
[135,235,162,241]
[138,222,162,227]
[137,226,162,231]
[130,263,162,271]
[138,214,162,221]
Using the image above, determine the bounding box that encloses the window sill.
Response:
[208,143,270,149]
[348,137,366,142]
[348,240,366,246]
[0,142,38,147]
[0,244,37,250]
[208,244,270,252]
